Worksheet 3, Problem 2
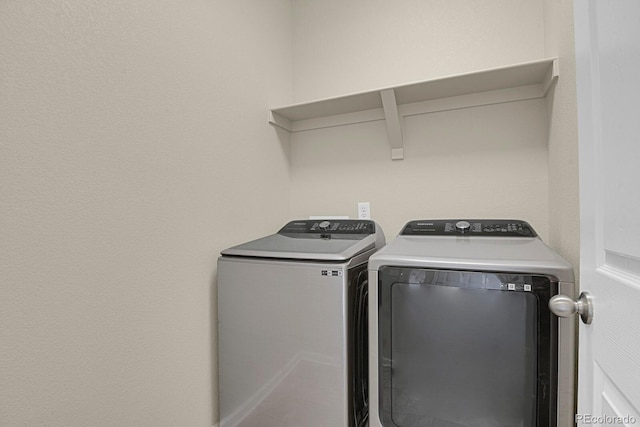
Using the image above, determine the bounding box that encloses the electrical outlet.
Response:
[358,202,371,219]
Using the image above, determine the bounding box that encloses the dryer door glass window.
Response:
[377,268,557,427]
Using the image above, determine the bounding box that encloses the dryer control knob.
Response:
[455,220,471,233]
[318,221,331,230]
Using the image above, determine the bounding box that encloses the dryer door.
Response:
[377,267,557,427]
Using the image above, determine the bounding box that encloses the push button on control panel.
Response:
[455,221,471,233]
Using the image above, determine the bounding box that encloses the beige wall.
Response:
[292,0,545,102]
[543,0,581,274]
[289,100,551,240]
[0,1,291,426]
[290,0,556,242]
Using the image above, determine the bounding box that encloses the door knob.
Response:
[549,292,593,324]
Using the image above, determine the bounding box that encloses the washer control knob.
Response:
[318,221,331,230]
[456,220,471,233]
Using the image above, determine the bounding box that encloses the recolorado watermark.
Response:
[576,414,637,424]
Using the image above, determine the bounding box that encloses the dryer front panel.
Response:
[376,267,558,427]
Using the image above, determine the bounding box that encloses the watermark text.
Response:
[576,414,637,425]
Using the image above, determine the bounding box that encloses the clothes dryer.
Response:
[218,219,385,427]
[368,219,575,427]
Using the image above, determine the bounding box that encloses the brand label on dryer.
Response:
[321,270,343,277]
[503,283,533,291]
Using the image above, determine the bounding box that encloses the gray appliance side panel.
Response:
[217,257,355,427]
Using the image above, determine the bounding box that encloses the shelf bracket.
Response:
[268,111,292,132]
[542,58,560,96]
[380,89,404,160]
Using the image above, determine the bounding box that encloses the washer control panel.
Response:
[400,219,536,237]
[278,219,376,235]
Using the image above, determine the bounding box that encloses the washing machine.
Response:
[217,219,385,427]
[368,219,576,427]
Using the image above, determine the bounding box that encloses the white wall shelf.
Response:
[269,58,559,160]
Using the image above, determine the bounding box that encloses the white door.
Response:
[574,0,640,425]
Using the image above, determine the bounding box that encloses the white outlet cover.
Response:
[357,202,371,219]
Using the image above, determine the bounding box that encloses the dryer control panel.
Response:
[401,219,537,237]
[278,219,376,235]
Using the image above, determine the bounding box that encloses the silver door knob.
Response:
[549,292,593,324]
